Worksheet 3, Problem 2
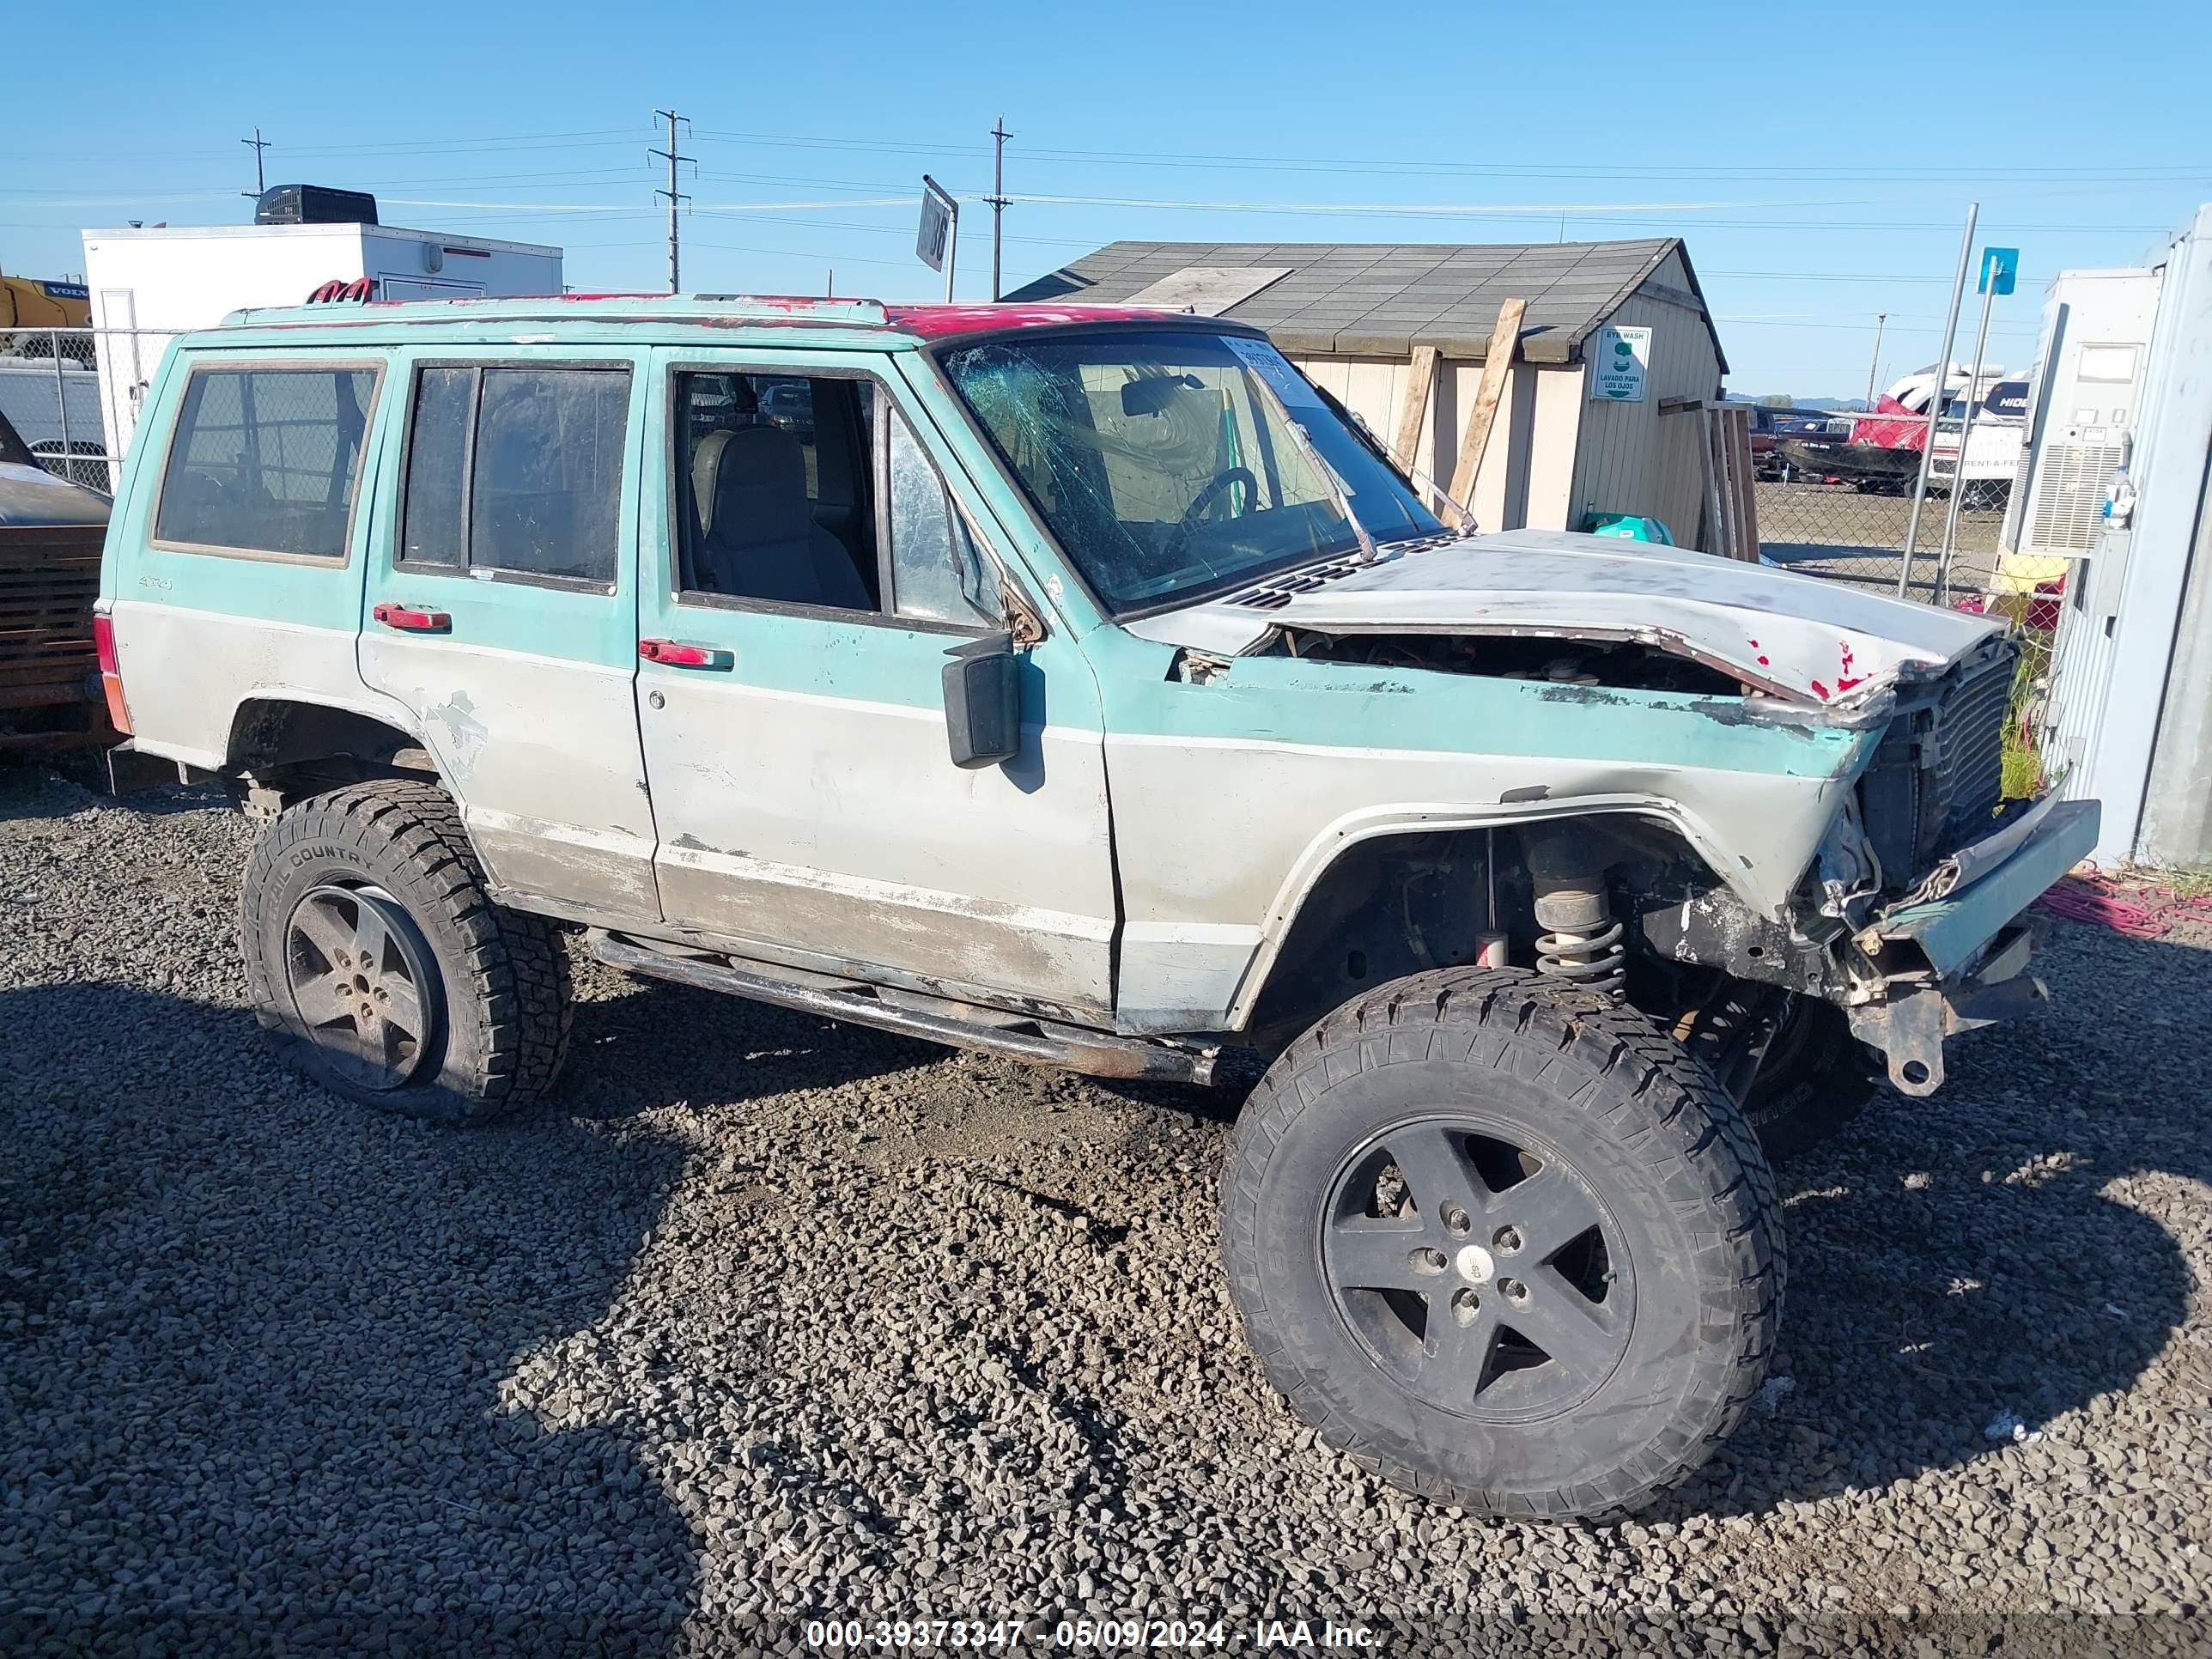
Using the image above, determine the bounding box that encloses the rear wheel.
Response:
[1220,967,1782,1521]
[240,781,572,1121]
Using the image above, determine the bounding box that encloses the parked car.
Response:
[97,293,2096,1522]
[0,404,113,749]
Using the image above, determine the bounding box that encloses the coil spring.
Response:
[1534,919,1626,999]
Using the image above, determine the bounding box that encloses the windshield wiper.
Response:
[1243,366,1380,566]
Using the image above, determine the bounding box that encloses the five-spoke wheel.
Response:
[282,884,442,1091]
[1322,1118,1631,1419]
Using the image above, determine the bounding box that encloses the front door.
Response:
[359,346,659,922]
[634,346,1115,1018]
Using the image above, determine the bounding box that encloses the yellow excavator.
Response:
[0,266,92,361]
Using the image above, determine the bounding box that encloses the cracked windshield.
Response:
[941,327,1442,610]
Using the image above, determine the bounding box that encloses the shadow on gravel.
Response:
[0,981,702,1656]
[1663,925,2210,1520]
[0,764,226,824]
[562,975,950,1119]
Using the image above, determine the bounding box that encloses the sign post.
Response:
[1588,325,1651,402]
[1931,246,2019,601]
[917,175,958,305]
[1896,204,1979,599]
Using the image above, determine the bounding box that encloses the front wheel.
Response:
[1220,967,1783,1521]
[239,781,573,1121]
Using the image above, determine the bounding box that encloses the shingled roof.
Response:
[1004,237,1726,371]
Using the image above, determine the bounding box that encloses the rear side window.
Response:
[399,364,631,586]
[155,365,377,559]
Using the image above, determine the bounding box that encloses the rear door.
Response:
[633,345,1117,1017]
[358,345,659,923]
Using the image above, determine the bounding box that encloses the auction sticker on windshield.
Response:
[1224,335,1324,407]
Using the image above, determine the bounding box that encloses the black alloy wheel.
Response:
[1322,1116,1632,1421]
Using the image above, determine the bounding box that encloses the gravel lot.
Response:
[3,765,2208,1657]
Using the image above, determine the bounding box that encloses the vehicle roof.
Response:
[199,292,1231,349]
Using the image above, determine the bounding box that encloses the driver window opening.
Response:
[672,371,1001,627]
[675,373,878,611]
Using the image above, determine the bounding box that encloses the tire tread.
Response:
[1218,965,1783,1522]
[239,780,572,1117]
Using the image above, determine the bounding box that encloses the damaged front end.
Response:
[1694,633,2097,1097]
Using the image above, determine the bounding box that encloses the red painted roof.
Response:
[881,302,1180,338]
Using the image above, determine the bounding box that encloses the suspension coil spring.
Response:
[1534,920,1626,998]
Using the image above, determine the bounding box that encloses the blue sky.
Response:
[8,0,2209,397]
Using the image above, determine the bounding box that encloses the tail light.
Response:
[92,607,131,735]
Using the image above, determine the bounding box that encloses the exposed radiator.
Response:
[1859,641,2019,888]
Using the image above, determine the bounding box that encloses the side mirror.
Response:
[942,633,1021,769]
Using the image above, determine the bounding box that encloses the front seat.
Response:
[698,426,869,610]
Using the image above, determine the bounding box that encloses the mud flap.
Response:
[103,741,195,796]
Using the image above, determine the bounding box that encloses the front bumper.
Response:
[1845,797,2100,1095]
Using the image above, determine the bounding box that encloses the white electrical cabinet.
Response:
[80,222,562,466]
[2003,268,2164,563]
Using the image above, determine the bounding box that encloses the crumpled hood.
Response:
[1128,527,2004,707]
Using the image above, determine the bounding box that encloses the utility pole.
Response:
[240,129,271,200]
[650,109,693,295]
[986,116,1012,301]
[1863,313,1888,410]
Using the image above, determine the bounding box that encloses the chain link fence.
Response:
[1750,407,2021,604]
[1,325,182,496]
[1748,403,2056,801]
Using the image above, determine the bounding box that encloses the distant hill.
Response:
[1724,394,1865,411]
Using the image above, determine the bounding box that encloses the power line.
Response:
[650,109,693,294]
[687,125,2211,184]
[987,117,1012,301]
[240,128,271,199]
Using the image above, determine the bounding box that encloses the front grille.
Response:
[1859,641,2018,886]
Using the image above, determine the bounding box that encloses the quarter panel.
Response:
[103,344,384,766]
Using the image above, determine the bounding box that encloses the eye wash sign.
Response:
[1590,324,1652,401]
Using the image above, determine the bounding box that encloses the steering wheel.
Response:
[1162,466,1259,563]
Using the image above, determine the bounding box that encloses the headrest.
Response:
[708,425,812,545]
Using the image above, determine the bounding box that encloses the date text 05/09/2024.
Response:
[801,1618,1382,1650]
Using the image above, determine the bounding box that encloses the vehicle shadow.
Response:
[0,763,224,823]
[0,980,702,1656]
[1660,920,2209,1519]
[559,966,956,1121]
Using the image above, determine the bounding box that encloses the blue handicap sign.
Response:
[1978,246,2019,296]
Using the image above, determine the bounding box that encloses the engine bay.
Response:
[1261,628,1746,696]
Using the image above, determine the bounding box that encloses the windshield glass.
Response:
[939,327,1443,611]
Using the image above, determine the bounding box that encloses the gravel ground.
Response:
[3,766,2208,1657]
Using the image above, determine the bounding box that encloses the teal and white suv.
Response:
[96,291,2095,1520]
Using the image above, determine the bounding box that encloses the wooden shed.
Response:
[1006,238,1738,551]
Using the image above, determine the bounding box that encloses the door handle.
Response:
[372,601,452,633]
[638,638,732,669]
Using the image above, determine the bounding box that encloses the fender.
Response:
[1222,794,1748,1030]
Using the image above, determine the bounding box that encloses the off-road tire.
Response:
[1220,966,1783,1521]
[240,781,572,1120]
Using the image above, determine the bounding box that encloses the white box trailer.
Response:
[80,222,562,469]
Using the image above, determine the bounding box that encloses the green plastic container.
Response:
[1582,512,1674,545]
